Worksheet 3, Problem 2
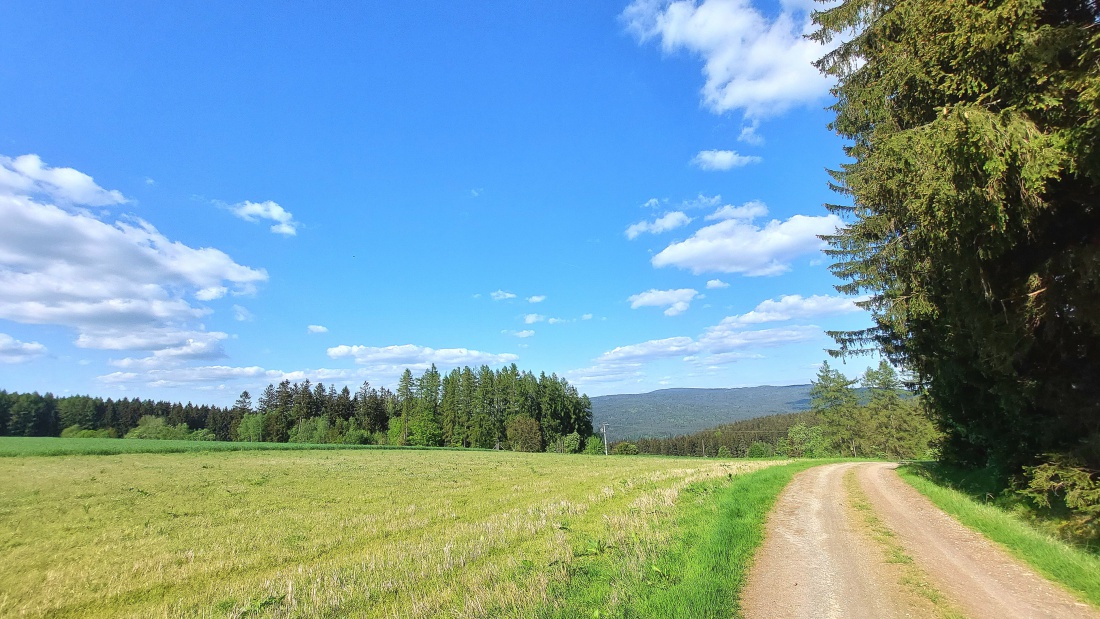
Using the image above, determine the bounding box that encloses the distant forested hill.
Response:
[590,385,812,440]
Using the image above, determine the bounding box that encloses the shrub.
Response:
[583,436,604,455]
[746,441,775,458]
[612,442,639,455]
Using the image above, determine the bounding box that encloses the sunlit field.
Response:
[0,447,777,618]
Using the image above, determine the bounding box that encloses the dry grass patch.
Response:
[0,449,776,617]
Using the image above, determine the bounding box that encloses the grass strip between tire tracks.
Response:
[537,459,840,619]
[898,464,1100,609]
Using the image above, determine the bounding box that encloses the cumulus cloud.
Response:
[0,154,126,207]
[691,149,762,170]
[625,211,693,240]
[327,343,518,367]
[706,279,730,289]
[307,324,328,334]
[107,332,229,369]
[628,288,700,316]
[704,200,768,221]
[727,294,864,324]
[229,200,299,236]
[527,295,546,303]
[490,290,516,301]
[523,313,545,324]
[581,313,594,320]
[622,0,835,120]
[568,309,824,387]
[0,333,47,363]
[0,154,266,357]
[513,330,535,338]
[652,210,842,276]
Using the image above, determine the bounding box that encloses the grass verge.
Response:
[536,459,837,619]
[898,464,1100,608]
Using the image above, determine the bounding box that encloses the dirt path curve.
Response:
[742,462,1100,619]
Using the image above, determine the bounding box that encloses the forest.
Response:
[0,364,599,453]
[632,360,937,461]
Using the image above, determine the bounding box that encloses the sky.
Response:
[0,0,878,405]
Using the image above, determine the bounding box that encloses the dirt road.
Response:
[741,462,1100,619]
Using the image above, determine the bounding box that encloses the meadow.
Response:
[0,445,787,618]
[0,436,407,457]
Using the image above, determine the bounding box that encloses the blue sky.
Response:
[0,0,876,404]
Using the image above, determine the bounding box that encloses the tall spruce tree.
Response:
[814,0,1100,471]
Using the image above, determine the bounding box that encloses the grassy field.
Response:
[0,445,785,618]
[0,436,414,457]
[898,464,1100,607]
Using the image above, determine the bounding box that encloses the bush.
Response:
[612,442,639,455]
[584,436,604,455]
[746,441,775,458]
[563,432,582,454]
[716,445,732,458]
[1023,457,1100,523]
[124,416,189,440]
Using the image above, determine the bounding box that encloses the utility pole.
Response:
[601,423,609,455]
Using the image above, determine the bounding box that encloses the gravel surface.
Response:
[742,462,1100,619]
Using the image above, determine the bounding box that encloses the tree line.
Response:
[625,360,938,461]
[0,364,600,453]
[813,0,1098,517]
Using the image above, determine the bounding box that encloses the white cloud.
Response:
[569,311,824,387]
[622,0,836,120]
[107,332,229,369]
[727,294,864,324]
[625,211,693,240]
[643,198,662,209]
[523,313,545,324]
[195,286,228,301]
[706,279,730,289]
[233,305,253,322]
[581,313,593,321]
[513,330,535,338]
[628,288,699,316]
[307,324,329,334]
[691,149,762,170]
[683,194,723,210]
[0,333,47,363]
[704,200,768,221]
[327,344,518,367]
[490,290,516,301]
[229,200,299,236]
[0,154,126,207]
[548,318,565,324]
[0,154,266,357]
[652,211,842,276]
[527,295,546,303]
[599,336,698,363]
[738,121,765,145]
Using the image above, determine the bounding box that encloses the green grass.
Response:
[898,464,1100,608]
[0,448,774,617]
[536,459,837,618]
[0,436,449,457]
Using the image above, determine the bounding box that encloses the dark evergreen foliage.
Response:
[813,0,1100,472]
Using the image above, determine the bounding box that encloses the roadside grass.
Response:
[535,459,837,619]
[843,470,965,619]
[898,464,1100,608]
[0,448,773,618]
[0,436,443,457]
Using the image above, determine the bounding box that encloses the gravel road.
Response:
[741,462,1100,619]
